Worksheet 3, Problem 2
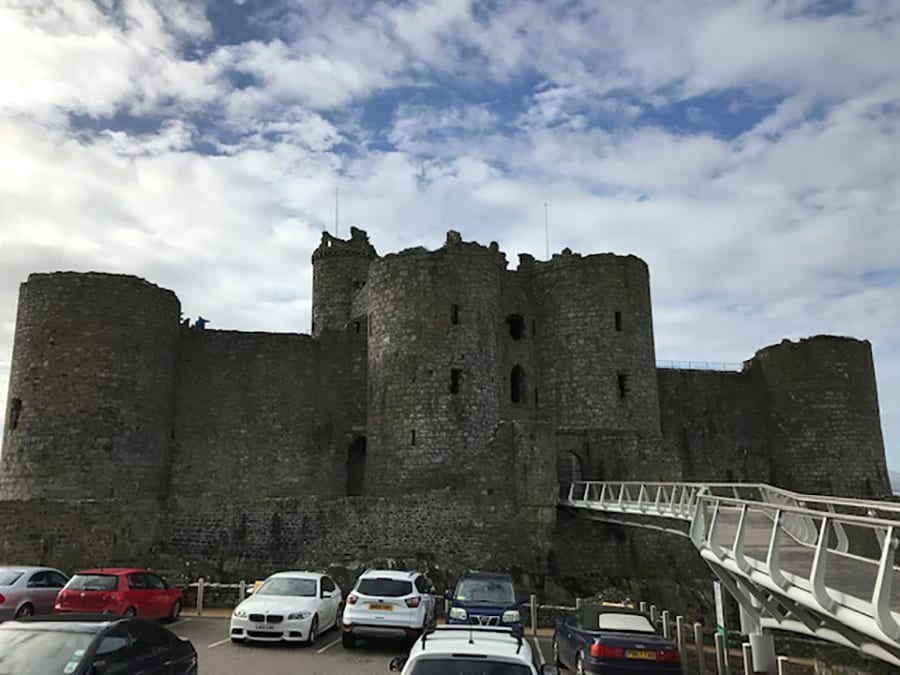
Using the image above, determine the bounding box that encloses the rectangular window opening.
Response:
[532,320,536,335]
[411,429,416,445]
[614,311,622,332]
[534,388,539,406]
[617,373,628,399]
[450,369,462,394]
[451,304,460,325]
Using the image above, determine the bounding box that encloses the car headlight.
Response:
[449,607,467,620]
[233,608,248,619]
[288,611,312,620]
[502,610,520,623]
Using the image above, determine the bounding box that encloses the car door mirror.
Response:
[90,661,108,675]
[389,656,407,672]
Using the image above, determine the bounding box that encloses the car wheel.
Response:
[306,614,318,645]
[575,653,585,675]
[342,631,356,649]
[14,604,33,619]
[168,599,182,622]
[123,607,137,618]
[230,637,243,644]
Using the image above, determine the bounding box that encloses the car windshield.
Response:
[357,578,412,597]
[597,613,656,633]
[409,659,530,675]
[0,627,93,675]
[455,578,515,604]
[256,577,317,597]
[66,574,118,591]
[0,571,23,586]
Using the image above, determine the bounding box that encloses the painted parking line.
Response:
[207,637,231,648]
[316,636,342,654]
[531,637,545,665]
[168,619,191,629]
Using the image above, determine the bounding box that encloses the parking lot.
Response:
[169,617,553,675]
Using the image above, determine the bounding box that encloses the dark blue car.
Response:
[553,604,682,674]
[445,572,524,629]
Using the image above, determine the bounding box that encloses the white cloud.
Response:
[2,0,900,472]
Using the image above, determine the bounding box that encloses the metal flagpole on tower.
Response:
[544,202,550,259]
[335,187,339,236]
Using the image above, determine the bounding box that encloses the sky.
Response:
[1,0,899,471]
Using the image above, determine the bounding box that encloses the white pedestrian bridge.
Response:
[560,481,900,666]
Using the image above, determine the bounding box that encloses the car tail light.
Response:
[657,649,681,663]
[405,597,421,608]
[347,594,358,605]
[589,643,624,659]
[0,594,5,604]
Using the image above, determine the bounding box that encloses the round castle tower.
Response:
[311,227,378,337]
[0,272,180,501]
[531,250,660,434]
[364,232,506,494]
[751,335,890,497]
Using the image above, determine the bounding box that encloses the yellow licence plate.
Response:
[625,650,657,660]
[369,604,393,611]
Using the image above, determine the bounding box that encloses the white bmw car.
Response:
[230,571,343,644]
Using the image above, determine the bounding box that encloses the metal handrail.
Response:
[560,480,900,665]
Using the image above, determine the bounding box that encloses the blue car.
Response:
[553,604,682,674]
[445,572,524,629]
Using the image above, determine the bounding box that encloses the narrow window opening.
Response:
[311,322,315,333]
[614,311,622,332]
[347,437,366,497]
[411,429,416,446]
[506,314,526,340]
[534,388,539,406]
[532,320,536,336]
[450,369,462,394]
[451,304,460,325]
[511,365,527,403]
[9,397,22,430]
[617,373,629,399]
[355,321,361,333]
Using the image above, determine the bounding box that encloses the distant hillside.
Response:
[891,471,900,495]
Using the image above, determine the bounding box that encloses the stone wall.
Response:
[531,252,660,434]
[0,499,165,571]
[0,273,180,501]
[658,369,772,483]
[169,327,365,502]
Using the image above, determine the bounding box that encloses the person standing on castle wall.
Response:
[195,316,209,329]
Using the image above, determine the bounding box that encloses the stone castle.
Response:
[0,228,891,601]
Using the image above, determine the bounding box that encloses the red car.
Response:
[54,568,183,621]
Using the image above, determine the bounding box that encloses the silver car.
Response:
[0,566,69,620]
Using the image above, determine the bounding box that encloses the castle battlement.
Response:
[0,228,889,587]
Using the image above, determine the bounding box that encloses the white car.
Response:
[229,571,342,644]
[342,569,437,647]
[390,625,558,675]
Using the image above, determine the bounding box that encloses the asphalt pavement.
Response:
[170,617,554,675]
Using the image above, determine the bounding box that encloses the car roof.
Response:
[457,572,514,581]
[0,566,62,573]
[268,570,324,579]
[0,614,133,634]
[410,626,532,662]
[360,569,419,580]
[75,568,148,575]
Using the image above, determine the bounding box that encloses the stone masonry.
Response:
[0,228,891,605]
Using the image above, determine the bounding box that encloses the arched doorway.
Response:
[347,436,366,496]
[510,365,527,404]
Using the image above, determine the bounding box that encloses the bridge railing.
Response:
[561,480,900,657]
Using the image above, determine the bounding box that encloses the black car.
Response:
[552,604,682,675]
[0,613,197,675]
